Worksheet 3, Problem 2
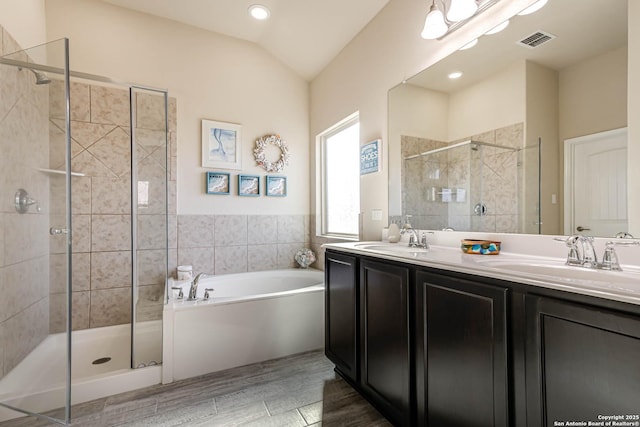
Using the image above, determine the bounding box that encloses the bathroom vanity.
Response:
[323,242,640,427]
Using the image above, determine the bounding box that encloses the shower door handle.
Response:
[50,227,69,235]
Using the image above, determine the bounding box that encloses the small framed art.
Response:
[266,175,287,197]
[238,175,260,196]
[201,119,242,169]
[360,138,381,175]
[205,172,230,195]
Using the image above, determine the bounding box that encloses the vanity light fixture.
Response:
[421,0,501,40]
[448,71,463,79]
[485,19,509,35]
[248,4,270,20]
[421,1,449,39]
[459,38,478,50]
[517,0,548,16]
[446,0,478,22]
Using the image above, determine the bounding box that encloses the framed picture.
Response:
[266,175,287,197]
[238,175,260,197]
[360,138,381,175]
[205,172,230,195]
[201,119,242,169]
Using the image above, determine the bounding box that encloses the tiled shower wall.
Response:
[401,122,524,233]
[0,27,51,380]
[47,80,177,333]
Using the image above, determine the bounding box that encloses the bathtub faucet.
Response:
[188,273,208,300]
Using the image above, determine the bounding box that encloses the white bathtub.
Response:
[0,322,162,422]
[162,269,325,383]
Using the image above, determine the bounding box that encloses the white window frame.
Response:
[316,111,360,240]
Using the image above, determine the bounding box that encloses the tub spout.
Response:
[189,273,208,300]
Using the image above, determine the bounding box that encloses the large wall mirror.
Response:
[388,0,629,238]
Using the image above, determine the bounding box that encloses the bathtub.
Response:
[162,268,325,383]
[0,322,162,422]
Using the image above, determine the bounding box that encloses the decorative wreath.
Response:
[253,134,290,172]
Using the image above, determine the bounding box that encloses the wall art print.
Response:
[202,119,242,169]
[238,175,260,196]
[206,171,230,195]
[266,175,287,197]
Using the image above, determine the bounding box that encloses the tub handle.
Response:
[171,286,184,299]
[204,288,215,300]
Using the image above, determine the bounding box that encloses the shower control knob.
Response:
[49,227,69,235]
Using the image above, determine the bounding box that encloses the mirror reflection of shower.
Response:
[18,66,51,85]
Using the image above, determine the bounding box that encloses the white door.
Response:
[564,128,627,237]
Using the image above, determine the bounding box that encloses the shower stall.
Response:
[401,136,540,233]
[0,33,171,425]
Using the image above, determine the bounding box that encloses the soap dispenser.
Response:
[388,220,400,243]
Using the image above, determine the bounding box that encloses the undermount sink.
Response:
[475,258,640,289]
[354,243,428,255]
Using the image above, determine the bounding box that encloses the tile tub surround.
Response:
[0,26,51,380]
[175,214,318,276]
[47,79,177,333]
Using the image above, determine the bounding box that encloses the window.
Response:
[317,112,360,238]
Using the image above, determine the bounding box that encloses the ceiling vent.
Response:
[518,30,556,49]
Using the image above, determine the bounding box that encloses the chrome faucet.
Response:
[557,235,598,268]
[188,273,207,300]
[400,215,423,248]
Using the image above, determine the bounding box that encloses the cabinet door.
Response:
[415,271,509,427]
[360,260,411,426]
[526,296,640,426]
[324,252,358,382]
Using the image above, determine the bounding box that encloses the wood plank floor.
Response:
[0,351,391,426]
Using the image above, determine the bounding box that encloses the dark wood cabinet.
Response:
[360,260,411,426]
[415,271,509,427]
[324,252,358,383]
[525,296,640,426]
[324,249,640,427]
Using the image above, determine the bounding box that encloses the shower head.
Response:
[19,67,51,85]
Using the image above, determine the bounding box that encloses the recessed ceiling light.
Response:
[485,20,509,35]
[517,0,548,16]
[459,38,478,50]
[248,4,270,20]
[448,71,463,79]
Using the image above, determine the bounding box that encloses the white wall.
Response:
[525,61,559,234]
[388,84,449,216]
[0,0,47,50]
[629,2,640,236]
[559,46,627,142]
[310,0,536,240]
[45,0,310,215]
[448,60,526,141]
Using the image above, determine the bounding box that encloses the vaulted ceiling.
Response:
[100,0,391,81]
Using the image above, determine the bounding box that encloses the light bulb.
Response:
[485,20,509,35]
[447,0,478,22]
[421,4,448,39]
[248,4,270,20]
[517,0,548,16]
[448,71,463,79]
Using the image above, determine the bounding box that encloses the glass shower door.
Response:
[0,38,72,424]
[130,86,168,369]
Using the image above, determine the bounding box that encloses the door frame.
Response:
[563,127,627,235]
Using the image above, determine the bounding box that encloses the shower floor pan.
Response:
[0,322,162,422]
